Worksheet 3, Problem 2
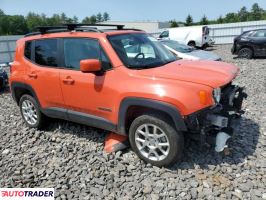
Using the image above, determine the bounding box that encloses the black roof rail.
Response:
[64,23,125,30]
[36,26,67,34]
[24,23,142,37]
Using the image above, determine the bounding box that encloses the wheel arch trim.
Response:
[10,81,41,106]
[118,97,187,135]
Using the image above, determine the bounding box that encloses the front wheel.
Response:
[129,114,184,167]
[238,47,253,59]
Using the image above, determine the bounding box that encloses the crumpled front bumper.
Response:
[185,83,247,151]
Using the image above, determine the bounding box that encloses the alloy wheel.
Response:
[21,100,38,125]
[135,124,170,161]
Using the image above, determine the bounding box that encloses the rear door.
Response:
[24,39,65,110]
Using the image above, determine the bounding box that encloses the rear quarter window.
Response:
[24,41,32,60]
[35,39,58,67]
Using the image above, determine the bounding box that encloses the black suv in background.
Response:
[232,29,266,59]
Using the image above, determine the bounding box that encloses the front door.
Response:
[59,38,115,126]
[250,30,266,56]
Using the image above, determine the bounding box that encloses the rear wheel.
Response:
[238,47,253,59]
[19,94,47,129]
[129,114,184,167]
[188,41,196,48]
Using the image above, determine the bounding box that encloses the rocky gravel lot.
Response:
[0,45,266,199]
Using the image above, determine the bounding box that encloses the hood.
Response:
[187,50,221,61]
[133,60,239,88]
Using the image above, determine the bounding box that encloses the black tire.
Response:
[129,114,184,167]
[0,79,3,91]
[19,94,47,129]
[188,41,196,48]
[238,47,253,59]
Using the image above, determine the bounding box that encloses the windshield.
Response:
[108,33,177,69]
[160,40,194,53]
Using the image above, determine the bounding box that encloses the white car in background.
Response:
[158,25,210,49]
[160,40,221,61]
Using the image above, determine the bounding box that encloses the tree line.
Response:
[170,3,266,27]
[0,10,110,35]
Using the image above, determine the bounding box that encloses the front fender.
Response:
[117,97,187,135]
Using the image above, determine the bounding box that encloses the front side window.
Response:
[24,41,32,60]
[160,31,169,38]
[108,33,177,69]
[63,38,112,70]
[241,31,254,37]
[35,39,58,67]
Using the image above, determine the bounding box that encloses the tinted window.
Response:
[24,41,32,60]
[160,31,169,38]
[253,30,266,38]
[35,39,58,67]
[63,38,112,70]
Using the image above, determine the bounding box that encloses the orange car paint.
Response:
[10,31,239,127]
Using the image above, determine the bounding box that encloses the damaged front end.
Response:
[185,83,247,152]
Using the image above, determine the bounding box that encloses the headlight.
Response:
[213,88,221,103]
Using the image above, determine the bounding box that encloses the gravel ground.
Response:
[0,45,265,199]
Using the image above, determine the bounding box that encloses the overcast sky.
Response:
[1,0,266,22]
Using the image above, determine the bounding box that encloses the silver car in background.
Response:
[160,40,221,61]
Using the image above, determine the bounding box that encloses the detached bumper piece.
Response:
[185,84,247,152]
[104,132,129,153]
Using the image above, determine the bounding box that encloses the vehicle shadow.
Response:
[44,119,109,144]
[233,56,266,60]
[170,117,260,170]
[43,115,259,171]
[204,46,217,51]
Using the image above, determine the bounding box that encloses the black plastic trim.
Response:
[10,82,40,106]
[67,110,116,132]
[118,98,187,135]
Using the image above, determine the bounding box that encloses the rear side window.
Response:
[24,41,32,60]
[63,38,112,70]
[35,39,58,67]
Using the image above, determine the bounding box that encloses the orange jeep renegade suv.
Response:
[10,24,247,166]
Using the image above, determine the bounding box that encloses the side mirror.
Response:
[80,59,102,73]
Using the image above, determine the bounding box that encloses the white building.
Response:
[101,21,170,33]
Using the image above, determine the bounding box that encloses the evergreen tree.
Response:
[200,15,208,25]
[0,9,5,16]
[103,12,110,21]
[170,20,179,27]
[217,15,223,23]
[185,14,193,26]
[90,15,97,24]
[238,6,249,22]
[250,3,263,20]
[96,13,103,22]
